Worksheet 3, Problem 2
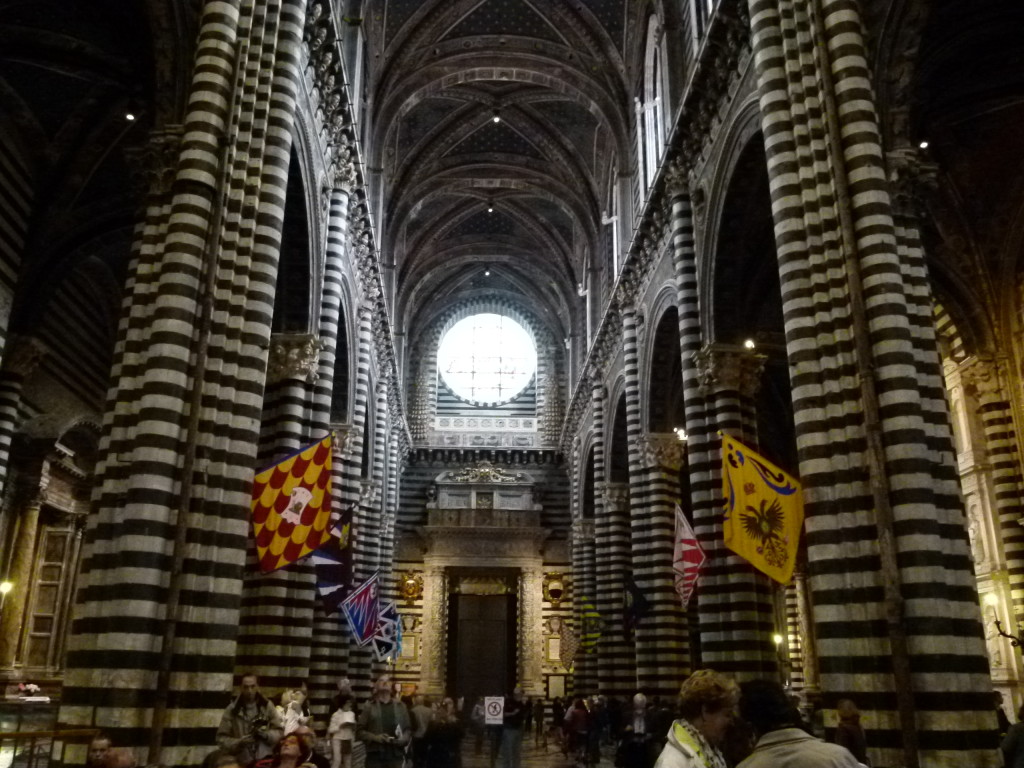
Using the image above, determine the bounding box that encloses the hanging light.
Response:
[743,338,756,350]
[492,108,501,123]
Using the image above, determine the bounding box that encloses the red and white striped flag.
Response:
[673,504,705,608]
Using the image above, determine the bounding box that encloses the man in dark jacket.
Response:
[357,674,411,768]
[216,674,284,765]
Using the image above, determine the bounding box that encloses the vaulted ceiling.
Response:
[363,0,636,344]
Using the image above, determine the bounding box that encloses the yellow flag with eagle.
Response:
[251,435,332,572]
[721,434,803,584]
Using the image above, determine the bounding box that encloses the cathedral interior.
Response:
[0,0,1023,766]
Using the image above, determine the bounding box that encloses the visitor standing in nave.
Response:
[1002,705,1024,768]
[357,674,411,768]
[410,694,433,768]
[833,700,869,766]
[615,693,656,768]
[653,670,738,768]
[425,696,464,768]
[736,681,864,768]
[499,686,528,768]
[216,674,285,765]
[327,693,356,768]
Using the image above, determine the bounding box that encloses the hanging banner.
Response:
[250,435,333,572]
[673,503,705,608]
[341,571,380,645]
[721,434,804,584]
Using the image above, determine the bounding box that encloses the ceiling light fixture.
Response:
[125,112,136,121]
[919,140,929,149]
[492,109,501,123]
[743,338,756,350]
[484,269,490,276]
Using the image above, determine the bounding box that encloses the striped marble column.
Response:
[570,518,597,695]
[342,302,373,697]
[0,337,46,506]
[307,163,356,717]
[691,343,776,679]
[748,0,997,762]
[60,0,311,762]
[598,481,637,697]
[234,334,320,691]
[632,434,689,695]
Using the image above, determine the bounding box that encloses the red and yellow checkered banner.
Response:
[251,435,332,572]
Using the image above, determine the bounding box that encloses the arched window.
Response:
[640,16,668,191]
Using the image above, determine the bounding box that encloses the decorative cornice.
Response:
[267,333,321,384]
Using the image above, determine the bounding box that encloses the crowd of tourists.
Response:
[182,669,885,768]
[86,669,944,768]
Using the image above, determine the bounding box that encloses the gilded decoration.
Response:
[543,572,566,606]
[441,461,528,484]
[398,570,423,604]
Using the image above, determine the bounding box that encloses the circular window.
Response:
[437,313,536,404]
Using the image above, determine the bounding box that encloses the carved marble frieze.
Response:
[435,417,536,431]
[439,461,529,484]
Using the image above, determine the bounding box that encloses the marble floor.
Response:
[460,737,614,768]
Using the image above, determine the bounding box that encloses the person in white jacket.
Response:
[736,680,866,768]
[654,670,739,768]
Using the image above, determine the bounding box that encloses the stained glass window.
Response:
[438,313,536,404]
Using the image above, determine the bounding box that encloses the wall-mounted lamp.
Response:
[744,338,756,350]
[673,427,688,443]
[986,593,1022,647]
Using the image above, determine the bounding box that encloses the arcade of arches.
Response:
[0,1,1022,766]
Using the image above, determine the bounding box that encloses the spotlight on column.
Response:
[743,338,756,350]
[0,581,12,595]
[772,633,784,647]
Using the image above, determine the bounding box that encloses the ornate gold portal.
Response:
[418,462,548,696]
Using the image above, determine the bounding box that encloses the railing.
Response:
[0,729,99,768]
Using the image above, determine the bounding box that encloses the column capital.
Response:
[693,343,766,398]
[572,518,595,543]
[330,423,353,458]
[267,333,321,384]
[632,432,685,471]
[331,146,358,193]
[359,479,381,506]
[887,147,938,219]
[602,481,629,509]
[962,358,1005,406]
[4,335,48,378]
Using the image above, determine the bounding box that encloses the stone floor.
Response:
[460,736,613,768]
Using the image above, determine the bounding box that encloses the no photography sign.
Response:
[484,696,504,725]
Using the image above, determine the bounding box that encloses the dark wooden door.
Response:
[448,593,516,702]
